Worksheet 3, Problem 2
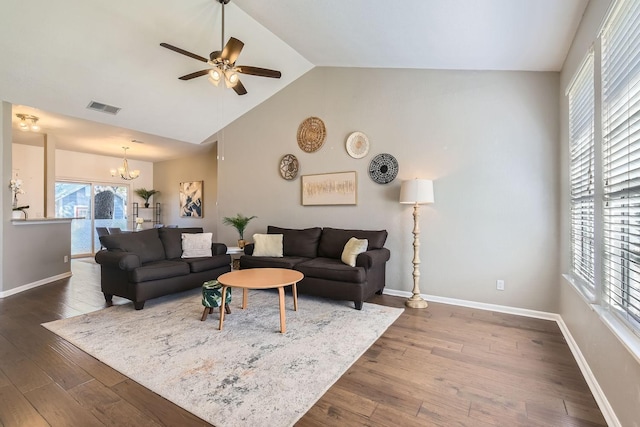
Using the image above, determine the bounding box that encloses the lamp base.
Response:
[405,295,428,309]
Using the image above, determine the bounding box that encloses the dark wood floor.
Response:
[0,260,606,427]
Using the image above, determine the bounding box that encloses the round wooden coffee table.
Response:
[217,268,304,333]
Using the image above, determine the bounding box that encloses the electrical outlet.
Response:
[496,279,505,291]
[64,255,69,263]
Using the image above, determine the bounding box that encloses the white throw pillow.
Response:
[181,233,212,258]
[252,233,283,257]
[341,237,368,267]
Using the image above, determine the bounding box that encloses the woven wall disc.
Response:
[297,117,326,153]
[279,154,299,180]
[369,153,399,184]
[346,131,370,159]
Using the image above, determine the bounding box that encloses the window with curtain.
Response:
[602,0,640,332]
[569,53,596,297]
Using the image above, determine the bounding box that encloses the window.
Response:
[569,53,595,296]
[602,0,640,332]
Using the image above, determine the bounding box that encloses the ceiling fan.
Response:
[160,0,281,96]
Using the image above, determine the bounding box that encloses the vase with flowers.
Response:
[135,217,144,231]
[9,178,29,219]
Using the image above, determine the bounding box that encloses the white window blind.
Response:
[602,0,640,332]
[569,53,595,294]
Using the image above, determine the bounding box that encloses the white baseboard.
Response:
[0,272,72,299]
[383,289,621,427]
[555,316,621,427]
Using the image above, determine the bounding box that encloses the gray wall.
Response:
[153,145,219,237]
[217,67,561,312]
[1,101,71,293]
[559,1,640,426]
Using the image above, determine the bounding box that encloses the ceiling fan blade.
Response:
[236,66,282,79]
[232,79,247,96]
[160,43,208,63]
[178,69,210,80]
[221,37,244,65]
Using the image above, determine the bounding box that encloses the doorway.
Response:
[55,181,130,256]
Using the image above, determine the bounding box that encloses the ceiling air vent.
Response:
[86,101,121,115]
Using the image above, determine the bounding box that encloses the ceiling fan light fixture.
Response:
[159,0,281,95]
[224,70,239,87]
[208,68,222,86]
[29,117,40,131]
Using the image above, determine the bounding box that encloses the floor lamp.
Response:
[399,179,434,308]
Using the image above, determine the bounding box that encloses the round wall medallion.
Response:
[368,153,399,184]
[346,131,370,159]
[297,117,326,153]
[279,154,299,180]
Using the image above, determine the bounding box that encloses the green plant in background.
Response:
[223,213,257,240]
[134,188,159,208]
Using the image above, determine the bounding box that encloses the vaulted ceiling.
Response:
[1,0,588,161]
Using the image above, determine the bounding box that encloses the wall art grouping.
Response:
[179,181,203,217]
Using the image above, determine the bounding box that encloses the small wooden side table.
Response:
[226,246,243,270]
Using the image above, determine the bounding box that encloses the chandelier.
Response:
[16,114,40,132]
[110,147,140,180]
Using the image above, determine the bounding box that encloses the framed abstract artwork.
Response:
[179,181,203,217]
[301,171,357,206]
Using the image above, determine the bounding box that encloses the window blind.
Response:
[602,0,640,331]
[569,53,595,293]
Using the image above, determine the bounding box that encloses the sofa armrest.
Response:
[356,248,391,269]
[95,250,141,271]
[211,243,228,256]
[243,243,255,255]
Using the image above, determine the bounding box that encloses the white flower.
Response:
[9,178,25,195]
[136,217,144,224]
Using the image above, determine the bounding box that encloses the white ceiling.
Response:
[1,0,588,162]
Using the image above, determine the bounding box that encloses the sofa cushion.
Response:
[253,233,283,257]
[100,229,166,264]
[240,255,311,270]
[267,226,322,258]
[129,260,190,283]
[341,237,369,267]
[158,227,204,259]
[295,257,366,283]
[181,233,213,258]
[318,228,388,259]
[181,255,232,273]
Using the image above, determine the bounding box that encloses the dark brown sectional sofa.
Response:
[95,227,231,309]
[240,226,391,309]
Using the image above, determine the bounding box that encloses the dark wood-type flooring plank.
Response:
[24,382,104,427]
[0,260,607,426]
[0,383,50,427]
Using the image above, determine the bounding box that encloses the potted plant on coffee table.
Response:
[223,213,257,248]
[134,188,159,208]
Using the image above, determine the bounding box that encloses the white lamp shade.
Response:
[399,179,434,204]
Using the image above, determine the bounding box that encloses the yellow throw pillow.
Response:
[181,233,212,258]
[252,233,284,257]
[341,237,368,267]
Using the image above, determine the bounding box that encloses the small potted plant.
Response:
[134,188,159,208]
[223,213,257,248]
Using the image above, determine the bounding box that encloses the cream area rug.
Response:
[43,288,403,427]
